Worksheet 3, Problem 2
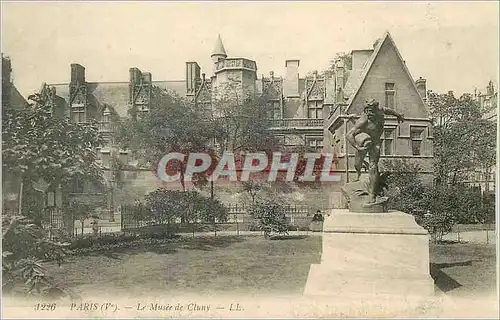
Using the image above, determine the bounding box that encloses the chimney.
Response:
[129,67,142,84]
[70,63,86,84]
[129,67,142,104]
[487,80,494,96]
[416,77,427,101]
[284,59,300,97]
[351,50,373,72]
[185,62,201,96]
[335,59,345,102]
[142,72,152,84]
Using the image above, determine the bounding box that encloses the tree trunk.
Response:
[213,217,217,237]
[179,161,186,192]
[18,176,24,216]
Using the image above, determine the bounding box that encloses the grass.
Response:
[430,242,497,298]
[43,235,496,300]
[45,235,322,298]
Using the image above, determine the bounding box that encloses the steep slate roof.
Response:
[342,69,362,99]
[10,85,28,108]
[49,80,186,118]
[345,32,427,114]
[212,34,227,57]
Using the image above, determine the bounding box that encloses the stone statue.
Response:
[341,99,404,212]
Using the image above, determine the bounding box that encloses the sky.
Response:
[2,1,499,98]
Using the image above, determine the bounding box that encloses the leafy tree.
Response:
[142,188,228,237]
[382,159,428,217]
[241,179,263,205]
[428,91,496,186]
[144,189,183,233]
[321,52,352,78]
[196,195,228,237]
[2,93,104,216]
[251,198,290,239]
[210,87,281,154]
[1,89,104,299]
[383,159,490,241]
[116,88,216,191]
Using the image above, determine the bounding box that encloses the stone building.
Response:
[42,32,433,209]
[325,32,433,205]
[475,80,498,121]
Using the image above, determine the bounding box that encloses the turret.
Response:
[211,35,227,72]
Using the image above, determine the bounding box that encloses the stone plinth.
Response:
[304,209,435,298]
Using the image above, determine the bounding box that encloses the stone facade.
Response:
[325,32,434,192]
[41,32,433,208]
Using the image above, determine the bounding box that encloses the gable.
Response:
[9,85,28,109]
[262,78,283,99]
[196,82,212,103]
[347,34,429,118]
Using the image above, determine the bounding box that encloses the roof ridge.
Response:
[344,32,427,114]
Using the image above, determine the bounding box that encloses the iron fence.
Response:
[120,203,322,234]
[44,207,75,240]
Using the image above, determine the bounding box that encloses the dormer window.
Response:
[102,108,111,123]
[71,103,86,123]
[100,106,112,133]
[307,101,323,119]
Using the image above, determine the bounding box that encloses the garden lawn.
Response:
[430,242,497,298]
[45,235,322,298]
[44,236,496,300]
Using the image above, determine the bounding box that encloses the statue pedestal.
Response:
[304,209,435,298]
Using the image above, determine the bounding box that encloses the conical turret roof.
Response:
[211,34,227,57]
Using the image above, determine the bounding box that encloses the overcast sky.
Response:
[2,1,498,97]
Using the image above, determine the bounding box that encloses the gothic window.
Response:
[382,127,396,155]
[385,82,395,109]
[267,101,281,119]
[410,127,424,156]
[307,101,323,119]
[72,105,86,123]
[102,112,110,123]
[306,136,324,151]
[71,179,85,194]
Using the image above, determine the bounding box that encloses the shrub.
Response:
[251,199,291,239]
[382,160,491,243]
[2,215,76,299]
[69,232,183,255]
[139,188,229,236]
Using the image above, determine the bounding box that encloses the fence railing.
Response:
[120,203,322,233]
[44,207,75,240]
